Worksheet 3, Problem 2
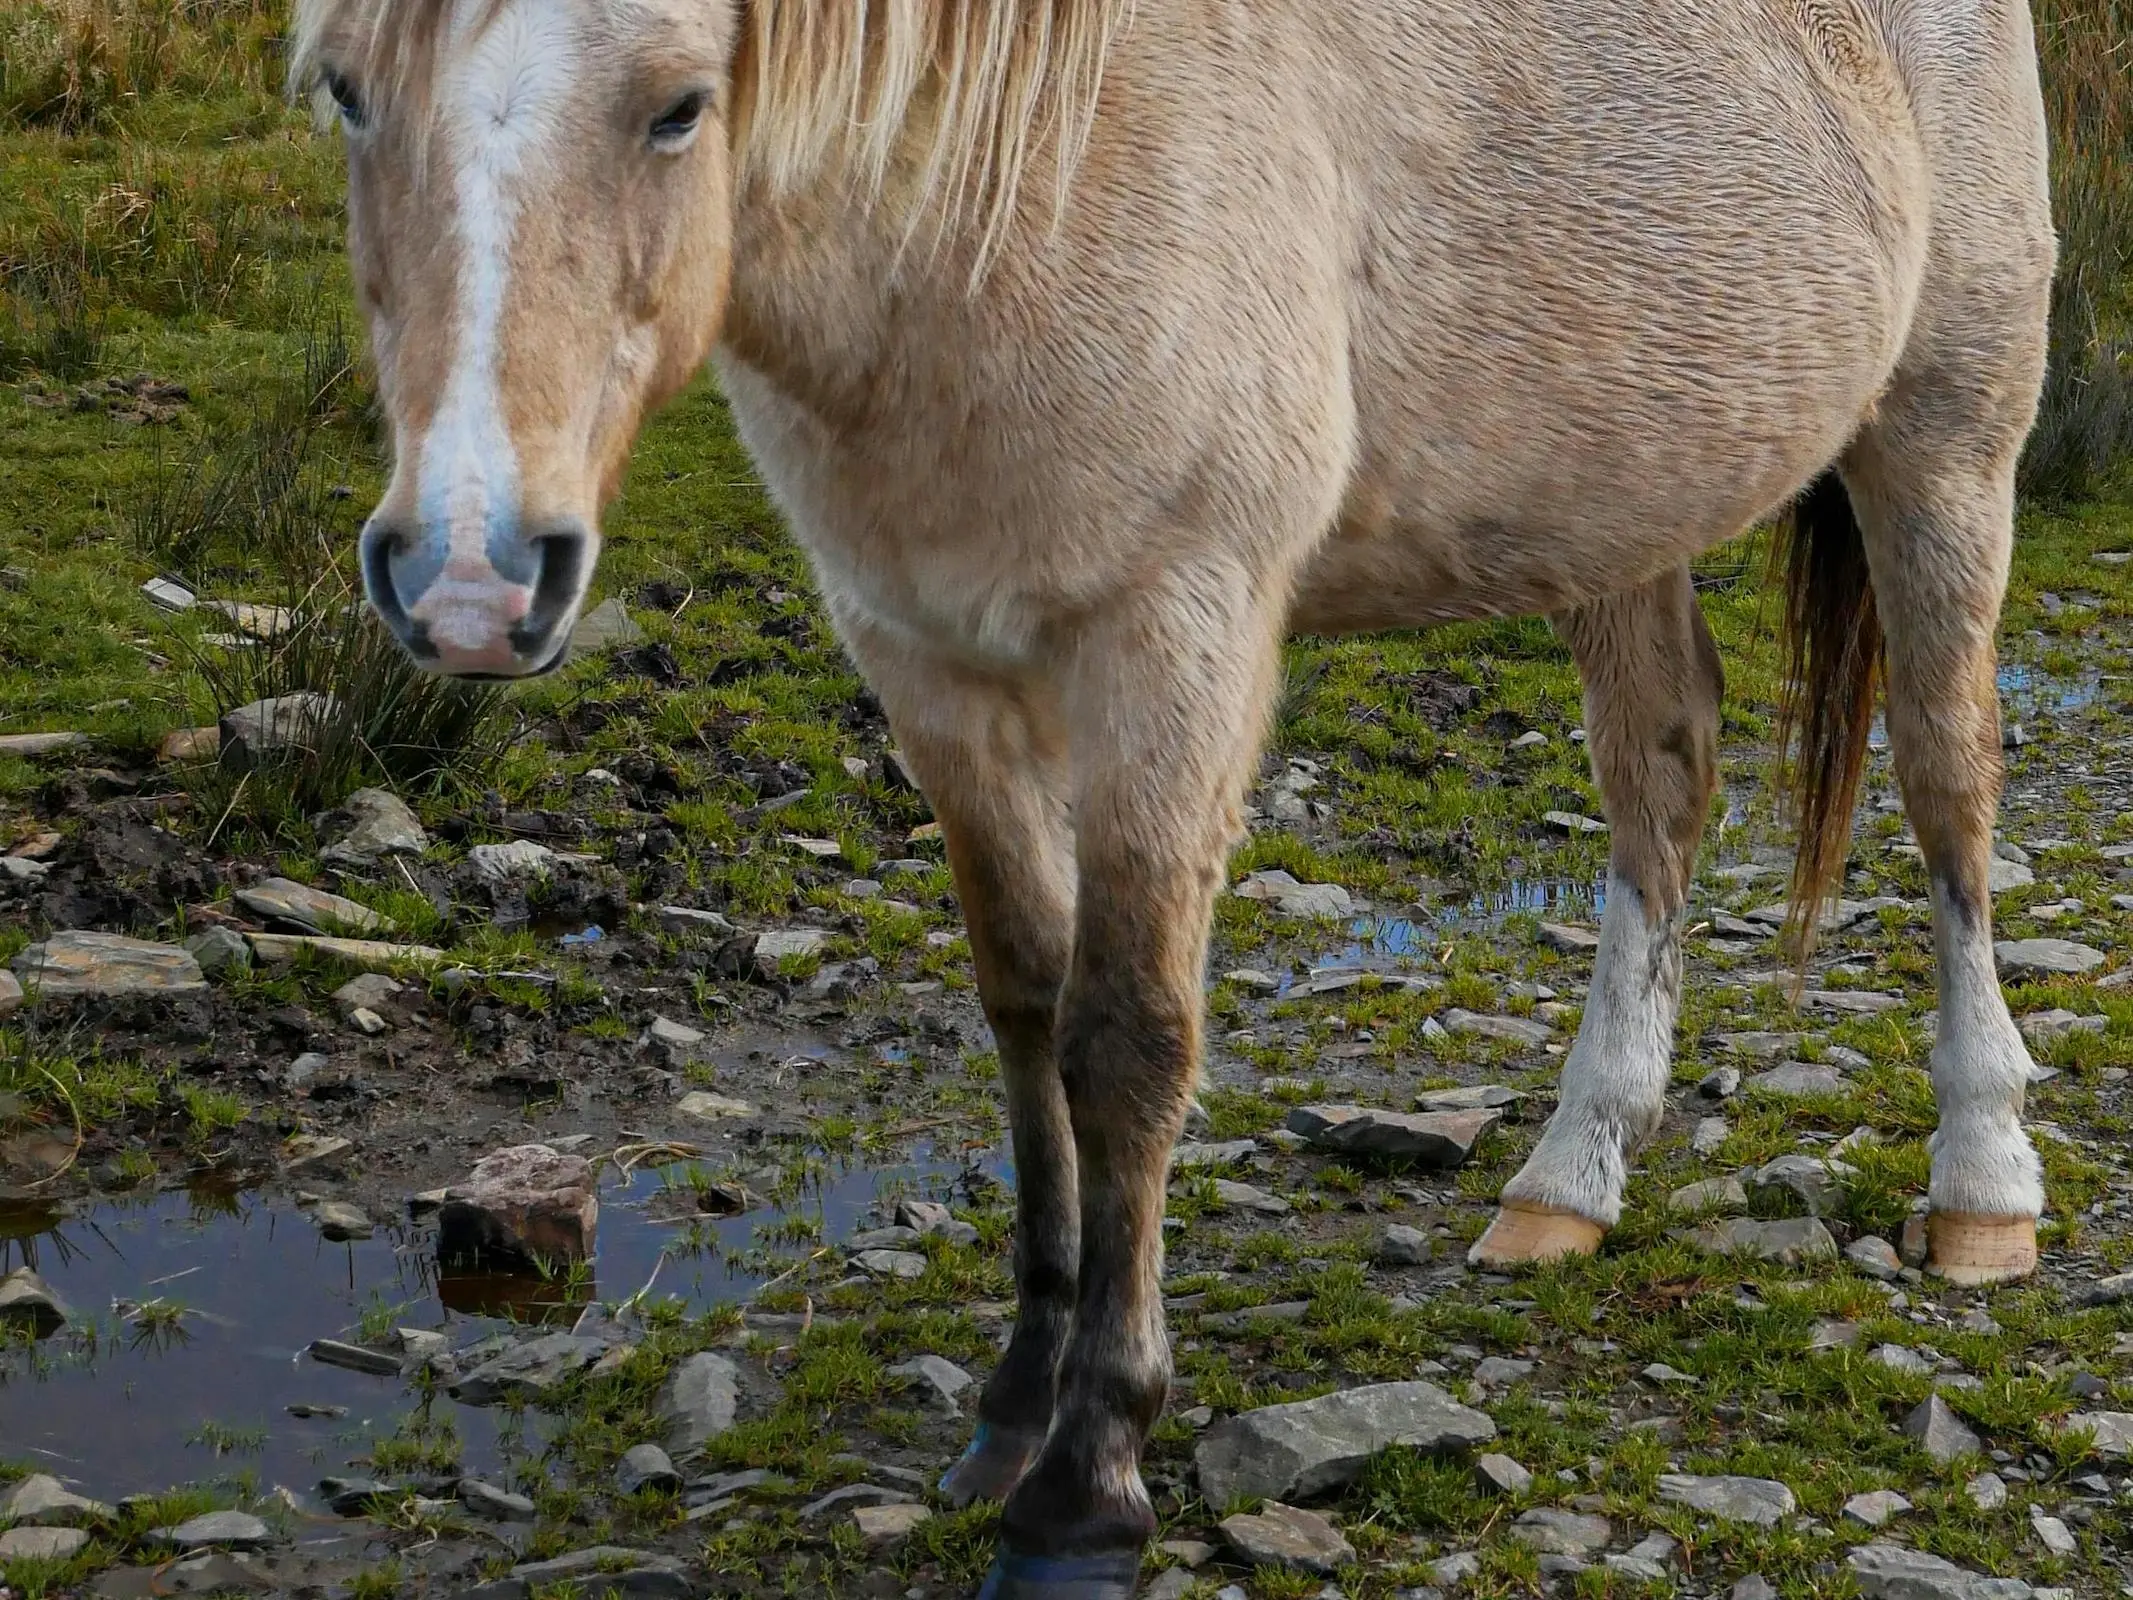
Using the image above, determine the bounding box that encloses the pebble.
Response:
[2028,1506,2077,1556]
[0,1267,71,1336]
[676,1091,755,1122]
[852,1503,931,1545]
[1439,1009,1554,1047]
[1844,1489,1911,1528]
[1692,1116,1730,1156]
[616,1443,682,1496]
[1544,810,1608,834]
[1377,1224,1434,1266]
[1966,1472,2008,1510]
[1749,1153,1842,1215]
[152,1511,273,1550]
[459,1479,538,1522]
[1905,1394,1983,1465]
[306,1338,400,1378]
[310,1201,374,1242]
[1847,1236,1902,1279]
[886,1354,974,1414]
[1655,1473,1796,1526]
[1744,1062,1848,1097]
[1874,1343,1934,1377]
[319,788,429,867]
[219,694,339,766]
[1218,1503,1354,1576]
[1731,1579,1779,1600]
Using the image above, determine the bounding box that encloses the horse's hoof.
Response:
[1926,1212,2037,1286]
[939,1422,1047,1507]
[974,1549,1140,1600]
[1467,1203,1605,1268]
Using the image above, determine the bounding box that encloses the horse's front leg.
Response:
[983,570,1287,1600]
[842,621,1080,1503]
[1474,565,1722,1264]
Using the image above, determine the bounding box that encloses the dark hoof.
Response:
[939,1422,1047,1507]
[975,1549,1140,1600]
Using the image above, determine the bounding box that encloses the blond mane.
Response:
[291,0,1131,272]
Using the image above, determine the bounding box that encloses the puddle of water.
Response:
[1284,877,1608,992]
[1868,664,2103,751]
[0,1146,985,1497]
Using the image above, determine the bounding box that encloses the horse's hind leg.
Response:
[1473,565,1721,1264]
[839,620,1080,1501]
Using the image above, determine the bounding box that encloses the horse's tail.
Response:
[1773,468,1883,960]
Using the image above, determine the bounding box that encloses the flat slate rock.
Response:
[1678,1216,1836,1265]
[661,1352,741,1456]
[246,933,444,970]
[1440,1009,1554,1047]
[1994,938,2105,977]
[464,1546,692,1600]
[1285,1104,1501,1166]
[1217,1503,1354,1576]
[2063,1411,2133,1457]
[235,877,388,935]
[1233,869,1355,919]
[1536,922,1600,953]
[13,932,206,999]
[0,1267,71,1335]
[1905,1394,1983,1465]
[0,1473,114,1526]
[1744,1062,1848,1098]
[1413,1085,1523,1112]
[1848,1542,2031,1600]
[449,1333,605,1406]
[0,1526,91,1561]
[1194,1380,1494,1506]
[1508,1508,1611,1557]
[151,1511,274,1550]
[1656,1473,1796,1526]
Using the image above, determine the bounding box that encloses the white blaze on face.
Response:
[413,0,578,651]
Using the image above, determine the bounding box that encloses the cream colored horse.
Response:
[297,0,2055,1590]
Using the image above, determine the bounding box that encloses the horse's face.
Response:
[319,0,739,676]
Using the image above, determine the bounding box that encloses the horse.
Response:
[293,0,2056,1591]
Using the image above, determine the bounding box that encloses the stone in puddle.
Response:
[1,1474,114,1525]
[616,1443,682,1496]
[1194,1381,1494,1506]
[459,1480,538,1522]
[1678,1216,1836,1264]
[895,1198,981,1245]
[1218,1503,1353,1575]
[235,877,388,935]
[661,1352,741,1456]
[853,1503,931,1545]
[449,1333,605,1406]
[1212,1179,1290,1215]
[1285,1104,1500,1167]
[0,1267,71,1335]
[1509,1508,1610,1557]
[438,1144,597,1267]
[12,932,206,999]
[1994,938,2105,977]
[1233,869,1355,919]
[1905,1394,1982,1465]
[1848,1542,2032,1600]
[306,1339,401,1377]
[152,1511,273,1550]
[1656,1473,1795,1526]
[318,789,428,868]
[0,1526,90,1560]
[310,1201,373,1241]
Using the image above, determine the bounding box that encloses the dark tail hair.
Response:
[1772,469,1883,961]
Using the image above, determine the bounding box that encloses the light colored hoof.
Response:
[1468,1204,1606,1268]
[1926,1212,2038,1286]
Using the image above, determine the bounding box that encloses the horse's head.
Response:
[300,0,740,676]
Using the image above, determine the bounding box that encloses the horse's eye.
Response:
[649,91,707,148]
[324,70,365,129]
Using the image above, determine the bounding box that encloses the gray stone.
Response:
[1847,1236,1902,1279]
[1732,1579,1779,1600]
[1544,810,1608,835]
[1809,1319,1861,1351]
[1439,1009,1554,1047]
[449,1333,605,1405]
[1172,1138,1260,1170]
[1194,1381,1495,1506]
[219,694,340,766]
[1715,1031,1803,1059]
[658,905,737,936]
[2019,1009,2106,1044]
[1845,1489,1912,1528]
[439,1144,598,1267]
[1905,1394,1983,1465]
[1849,1542,2031,1600]
[1223,968,1282,994]
[1800,988,1904,1015]
[505,1546,689,1600]
[153,1511,273,1550]
[1474,1453,1532,1495]
[311,1201,373,1242]
[1508,1508,1610,1558]
[467,840,561,883]
[0,1526,90,1561]
[0,970,20,1018]
[1692,1116,1730,1156]
[1656,1474,1794,1526]
[0,1267,71,1336]
[1537,923,1600,954]
[799,1484,913,1520]
[1995,939,2105,977]
[676,1091,754,1122]
[1668,1176,1748,1213]
[319,788,429,867]
[661,1352,741,1456]
[1988,857,2035,893]
[1286,1104,1501,1167]
[1413,1085,1524,1112]
[568,596,645,657]
[1378,1224,1434,1266]
[0,732,86,757]
[851,1248,927,1279]
[332,973,403,1014]
[1642,1362,1696,1386]
[319,1477,396,1516]
[0,1475,113,1527]
[1471,1357,1534,1387]
[2082,1272,2133,1307]
[1679,1216,1837,1265]
[13,932,206,999]
[307,1338,400,1377]
[1428,1552,1481,1587]
[852,1503,931,1545]
[1142,1570,1195,1600]
[458,1480,537,1523]
[753,928,830,973]
[1749,1154,1841,1214]
[887,1354,974,1414]
[246,933,443,970]
[1744,1062,1847,1097]
[1218,1503,1354,1576]
[1966,1473,2008,1511]
[1874,1343,1933,1376]
[183,926,252,977]
[895,1198,981,1245]
[1233,870,1355,919]
[1696,1066,1742,1100]
[2028,1507,2076,1556]
[616,1444,681,1496]
[2063,1411,2133,1457]
[236,877,387,935]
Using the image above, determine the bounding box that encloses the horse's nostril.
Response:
[511,524,591,659]
[359,522,438,660]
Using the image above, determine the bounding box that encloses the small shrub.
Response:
[0,261,104,380]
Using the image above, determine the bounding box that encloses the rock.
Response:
[0,1267,71,1336]
[153,1511,273,1550]
[2063,1411,2133,1457]
[1746,896,1907,933]
[1696,1066,1741,1100]
[1538,922,1600,954]
[845,1502,929,1546]
[1440,1009,1553,1047]
[468,840,561,883]
[438,1144,598,1267]
[658,905,737,936]
[203,600,295,639]
[1508,1508,1611,1558]
[1692,1116,1730,1156]
[1198,1301,1311,1334]
[1800,988,1904,1015]
[237,878,389,936]
[1429,1552,1481,1587]
[1844,1489,1912,1528]
[1211,1179,1290,1215]
[1904,1395,1982,1465]
[1172,1138,1260,1170]
[307,1338,401,1377]
[1475,1453,1532,1495]
[284,1133,353,1170]
[1285,1105,1500,1167]
[450,1333,606,1406]
[1679,1216,1836,1265]
[1731,1579,1779,1600]
[1470,1357,1533,1387]
[0,971,20,1018]
[1995,939,2105,977]
[1847,1236,1902,1279]
[1378,1224,1434,1266]
[1656,1474,1795,1526]
[851,1248,927,1278]
[0,1526,90,1560]
[1223,968,1282,993]
[568,596,645,656]
[1849,1542,2032,1600]
[1544,810,1608,834]
[2019,1009,2106,1044]
[1218,1503,1354,1576]
[661,1352,741,1456]
[1233,869,1355,919]
[1809,1319,1861,1351]
[319,1477,397,1516]
[1899,1213,1930,1267]
[0,1475,113,1526]
[1966,1473,2008,1511]
[1413,1085,1524,1112]
[1194,1381,1494,1506]
[183,926,251,977]
[753,928,830,973]
[1157,1539,1217,1570]
[1668,1177,1748,1213]
[1143,1571,1195,1600]
[676,1091,754,1122]
[0,732,87,757]
[502,1547,690,1600]
[1744,1062,1847,1097]
[141,576,196,610]
[1988,858,2034,893]
[617,1444,682,1496]
[1715,1031,1803,1059]
[1874,1343,1933,1376]
[1749,1154,1841,1215]
[319,791,430,870]
[158,726,220,763]
[458,1480,538,1522]
[2028,1507,2076,1556]
[219,694,340,766]
[311,1201,373,1241]
[894,1198,980,1245]
[331,973,403,1014]
[887,1354,974,1414]
[1642,1363,1696,1386]
[245,933,442,970]
[13,932,207,999]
